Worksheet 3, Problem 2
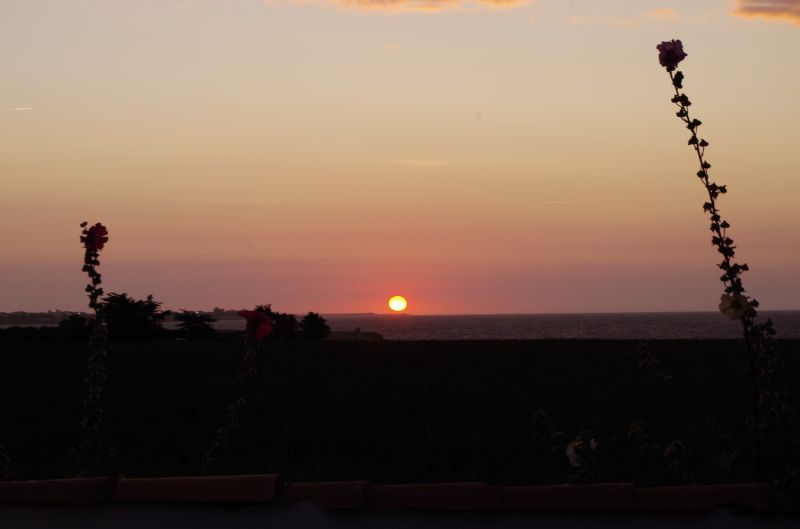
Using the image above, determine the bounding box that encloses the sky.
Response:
[2,0,799,315]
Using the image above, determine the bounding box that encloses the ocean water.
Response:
[211,311,800,341]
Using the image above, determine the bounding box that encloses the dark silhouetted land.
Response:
[1,338,798,484]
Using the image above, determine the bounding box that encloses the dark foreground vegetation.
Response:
[1,338,799,485]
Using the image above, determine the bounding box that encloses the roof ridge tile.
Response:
[112,474,279,504]
[1,476,797,513]
[0,477,115,505]
[283,480,373,510]
[372,481,503,510]
[635,483,770,512]
[502,482,636,511]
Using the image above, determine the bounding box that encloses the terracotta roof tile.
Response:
[503,483,636,511]
[0,475,797,514]
[635,484,770,512]
[372,482,503,510]
[112,474,279,504]
[284,481,372,509]
[0,477,114,505]
[768,487,800,514]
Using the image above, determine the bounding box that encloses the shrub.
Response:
[57,314,91,340]
[174,311,217,341]
[100,293,170,341]
[255,305,298,340]
[299,312,330,340]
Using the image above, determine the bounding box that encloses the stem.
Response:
[78,225,111,475]
[0,442,12,480]
[669,75,739,295]
[203,338,261,474]
[668,71,764,478]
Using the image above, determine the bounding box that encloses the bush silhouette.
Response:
[99,293,169,341]
[174,310,217,341]
[57,314,91,340]
[299,312,330,340]
[254,305,298,340]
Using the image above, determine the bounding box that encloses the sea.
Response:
[209,311,800,341]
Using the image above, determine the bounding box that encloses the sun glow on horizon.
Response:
[388,295,408,312]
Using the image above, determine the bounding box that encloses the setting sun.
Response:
[388,295,408,313]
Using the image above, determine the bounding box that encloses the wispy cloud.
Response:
[392,159,450,166]
[733,0,800,25]
[341,0,457,11]
[266,0,526,12]
[616,7,678,27]
[566,15,591,25]
[9,107,33,112]
[647,7,677,19]
[546,200,576,205]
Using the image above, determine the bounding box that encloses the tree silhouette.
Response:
[57,314,91,340]
[174,310,217,341]
[99,293,169,341]
[299,312,330,340]
[255,304,298,340]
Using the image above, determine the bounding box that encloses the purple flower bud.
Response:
[657,39,687,71]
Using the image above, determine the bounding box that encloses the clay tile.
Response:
[112,474,279,504]
[372,482,503,510]
[503,483,636,511]
[636,484,770,512]
[284,481,372,509]
[0,477,115,505]
[768,485,800,514]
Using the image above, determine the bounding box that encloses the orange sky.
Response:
[2,0,799,314]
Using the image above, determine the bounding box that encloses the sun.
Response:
[387,295,408,313]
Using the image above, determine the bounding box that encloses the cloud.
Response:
[340,0,457,11]
[647,7,677,18]
[266,0,526,12]
[616,7,677,27]
[9,107,33,112]
[733,0,800,25]
[565,15,591,25]
[392,159,450,166]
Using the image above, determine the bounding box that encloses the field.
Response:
[1,338,799,485]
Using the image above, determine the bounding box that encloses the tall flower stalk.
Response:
[0,441,12,480]
[657,41,787,478]
[78,221,114,475]
[203,309,273,474]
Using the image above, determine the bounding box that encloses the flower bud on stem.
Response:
[658,42,788,481]
[203,309,274,474]
[77,222,116,475]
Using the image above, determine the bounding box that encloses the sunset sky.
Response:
[2,0,799,314]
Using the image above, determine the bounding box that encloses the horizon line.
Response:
[4,308,800,317]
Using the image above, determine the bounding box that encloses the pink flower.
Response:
[565,436,597,468]
[238,310,274,342]
[719,293,749,320]
[657,40,687,71]
[84,223,109,252]
[565,442,580,468]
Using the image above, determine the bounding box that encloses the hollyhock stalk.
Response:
[203,309,273,474]
[0,442,12,480]
[78,222,114,475]
[657,40,787,479]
